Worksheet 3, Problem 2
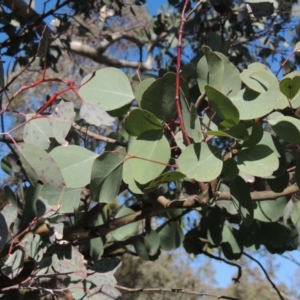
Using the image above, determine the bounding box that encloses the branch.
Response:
[243,252,284,300]
[64,183,299,241]
[115,285,240,299]
[72,122,127,147]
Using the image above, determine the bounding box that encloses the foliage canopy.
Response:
[0,0,299,299]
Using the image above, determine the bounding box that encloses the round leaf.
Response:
[79,68,134,111]
[237,145,279,177]
[157,221,183,251]
[178,143,223,182]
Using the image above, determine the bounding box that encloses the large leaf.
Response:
[157,221,183,251]
[269,115,300,143]
[231,70,279,120]
[178,143,223,182]
[253,197,287,222]
[141,73,189,122]
[230,176,254,227]
[50,145,98,188]
[90,152,124,203]
[197,46,241,96]
[123,131,171,184]
[237,145,279,177]
[205,85,239,127]
[124,108,163,136]
[17,143,65,189]
[78,68,134,111]
[111,207,138,241]
[39,185,81,213]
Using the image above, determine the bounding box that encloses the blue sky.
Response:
[1,0,299,294]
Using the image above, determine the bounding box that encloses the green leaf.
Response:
[89,238,104,262]
[17,143,65,189]
[230,176,254,227]
[4,186,19,209]
[240,63,277,93]
[123,131,171,184]
[0,212,8,255]
[202,46,224,91]
[258,131,286,178]
[207,207,225,246]
[266,171,289,193]
[254,197,287,222]
[22,233,45,262]
[197,46,241,96]
[79,68,134,111]
[237,145,279,177]
[134,78,156,105]
[205,85,239,126]
[1,204,17,228]
[221,227,242,260]
[134,230,160,260]
[221,158,239,180]
[279,73,300,108]
[80,102,115,126]
[269,115,300,143]
[206,123,249,140]
[111,208,138,241]
[49,101,75,145]
[39,185,81,213]
[240,121,263,148]
[178,143,223,182]
[50,145,98,188]
[124,108,163,136]
[1,249,24,279]
[24,115,53,149]
[291,200,300,234]
[141,73,189,122]
[90,152,124,203]
[231,85,279,120]
[92,258,121,274]
[157,221,183,251]
[148,171,185,188]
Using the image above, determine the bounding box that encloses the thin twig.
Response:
[72,122,127,147]
[243,252,284,300]
[115,285,240,299]
[202,251,242,283]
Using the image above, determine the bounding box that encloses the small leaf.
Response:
[111,208,138,241]
[124,108,163,136]
[157,221,183,251]
[230,176,254,227]
[92,258,121,274]
[49,101,75,145]
[148,171,186,188]
[80,102,115,126]
[1,249,24,279]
